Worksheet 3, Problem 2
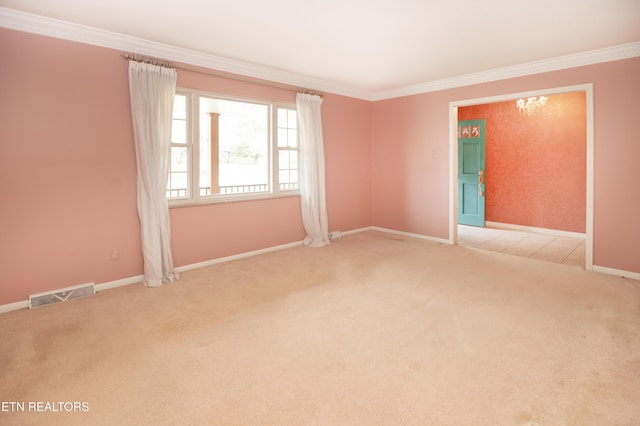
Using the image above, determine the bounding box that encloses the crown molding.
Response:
[2,7,639,102]
[373,41,640,101]
[0,7,374,100]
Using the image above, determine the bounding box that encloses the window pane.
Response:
[200,97,269,195]
[167,172,188,198]
[287,110,297,127]
[173,94,187,119]
[278,108,288,127]
[171,94,187,144]
[278,107,297,149]
[277,128,287,148]
[279,150,289,169]
[170,172,188,189]
[278,145,299,191]
[168,94,189,199]
[172,119,186,143]
[288,129,297,148]
[171,146,188,172]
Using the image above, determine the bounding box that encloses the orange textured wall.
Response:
[458,92,586,233]
[372,57,640,274]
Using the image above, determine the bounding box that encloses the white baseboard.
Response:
[0,239,305,314]
[5,227,632,314]
[0,228,411,314]
[484,221,586,239]
[174,240,303,273]
[592,265,640,281]
[0,300,29,314]
[94,275,144,292]
[340,226,376,236]
[369,226,451,245]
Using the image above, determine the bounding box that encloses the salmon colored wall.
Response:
[371,94,450,238]
[168,69,306,268]
[1,26,639,306]
[373,57,640,274]
[0,28,372,305]
[458,92,587,233]
[322,94,372,232]
[0,30,142,306]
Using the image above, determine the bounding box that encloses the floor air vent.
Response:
[29,282,95,309]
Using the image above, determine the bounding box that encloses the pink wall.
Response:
[0,28,372,305]
[458,92,587,233]
[373,57,640,274]
[372,93,451,239]
[322,94,372,232]
[1,26,638,306]
[169,69,306,268]
[0,30,142,306]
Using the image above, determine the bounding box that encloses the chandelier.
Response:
[516,96,548,116]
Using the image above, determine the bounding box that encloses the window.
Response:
[168,93,189,198]
[168,90,299,204]
[277,108,299,191]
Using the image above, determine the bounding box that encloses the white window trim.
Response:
[169,88,300,208]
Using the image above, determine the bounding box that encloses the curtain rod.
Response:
[297,89,324,98]
[123,53,175,69]
[122,52,322,97]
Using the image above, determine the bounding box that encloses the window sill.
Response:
[168,191,300,209]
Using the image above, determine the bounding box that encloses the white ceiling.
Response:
[1,0,639,98]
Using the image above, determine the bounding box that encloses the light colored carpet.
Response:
[1,231,639,425]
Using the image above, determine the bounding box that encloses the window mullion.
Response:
[191,92,200,202]
[271,104,279,194]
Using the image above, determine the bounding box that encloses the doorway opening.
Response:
[448,84,593,270]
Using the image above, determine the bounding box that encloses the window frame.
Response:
[168,88,299,208]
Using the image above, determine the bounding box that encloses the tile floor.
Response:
[457,225,586,267]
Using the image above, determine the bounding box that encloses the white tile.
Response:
[458,225,585,267]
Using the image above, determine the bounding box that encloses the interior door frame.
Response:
[448,83,594,271]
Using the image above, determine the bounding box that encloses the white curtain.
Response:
[297,93,329,247]
[128,61,178,286]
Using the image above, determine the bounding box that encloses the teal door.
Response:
[458,119,486,227]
